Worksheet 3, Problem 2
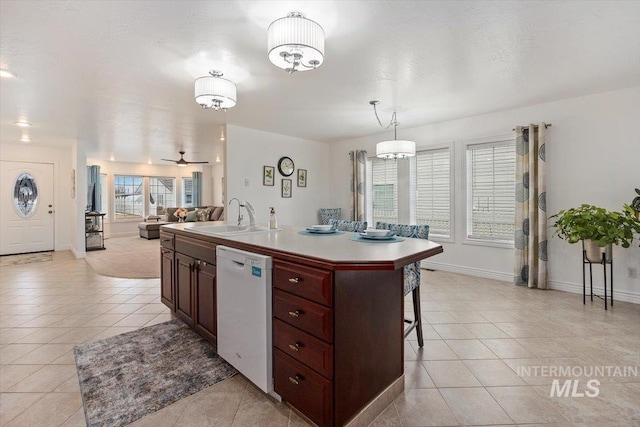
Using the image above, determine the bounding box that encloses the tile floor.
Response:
[1,251,639,426]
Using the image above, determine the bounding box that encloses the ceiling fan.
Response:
[161,150,209,167]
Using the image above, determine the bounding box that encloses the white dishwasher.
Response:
[216,246,277,397]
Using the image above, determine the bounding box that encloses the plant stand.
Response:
[582,243,613,310]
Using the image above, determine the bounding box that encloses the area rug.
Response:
[84,235,160,278]
[0,251,52,266]
[74,319,237,427]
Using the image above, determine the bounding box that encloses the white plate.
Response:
[359,233,395,240]
[306,227,336,234]
[308,225,333,231]
[363,228,392,237]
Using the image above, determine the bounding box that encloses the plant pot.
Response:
[583,239,612,263]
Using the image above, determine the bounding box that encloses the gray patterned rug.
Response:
[74,319,237,427]
[0,251,52,266]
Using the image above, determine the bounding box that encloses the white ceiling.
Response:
[1,0,639,164]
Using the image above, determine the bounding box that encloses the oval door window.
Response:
[13,172,39,218]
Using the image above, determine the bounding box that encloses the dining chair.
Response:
[329,219,368,233]
[376,222,430,347]
[318,208,342,225]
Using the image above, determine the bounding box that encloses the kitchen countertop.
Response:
[161,223,443,271]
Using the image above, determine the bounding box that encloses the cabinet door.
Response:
[175,253,195,327]
[160,248,175,310]
[195,261,217,345]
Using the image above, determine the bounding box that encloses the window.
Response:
[415,147,452,239]
[366,158,398,225]
[149,177,176,216]
[182,178,193,207]
[466,140,516,242]
[114,175,143,220]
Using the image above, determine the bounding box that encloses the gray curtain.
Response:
[349,150,367,221]
[87,165,101,212]
[514,124,548,289]
[192,171,202,207]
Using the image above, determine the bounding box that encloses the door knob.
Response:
[48,210,53,214]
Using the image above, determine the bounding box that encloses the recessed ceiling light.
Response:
[15,121,32,127]
[148,160,152,165]
[109,155,115,161]
[20,135,30,142]
[0,69,15,78]
[215,155,221,163]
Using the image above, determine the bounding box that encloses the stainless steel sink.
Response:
[184,224,270,236]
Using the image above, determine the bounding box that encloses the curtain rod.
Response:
[512,123,552,131]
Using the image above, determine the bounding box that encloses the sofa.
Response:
[138,206,224,239]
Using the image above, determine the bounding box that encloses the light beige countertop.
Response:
[162,223,443,271]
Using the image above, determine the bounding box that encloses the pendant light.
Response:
[370,101,416,159]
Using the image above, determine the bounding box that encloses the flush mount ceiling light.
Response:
[370,101,416,160]
[0,69,15,78]
[194,70,237,110]
[268,11,324,74]
[15,121,32,127]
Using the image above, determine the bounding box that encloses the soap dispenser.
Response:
[269,207,277,229]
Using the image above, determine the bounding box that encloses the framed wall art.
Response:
[297,169,307,187]
[281,179,292,198]
[263,166,275,186]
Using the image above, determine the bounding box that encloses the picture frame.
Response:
[281,179,292,198]
[263,166,275,186]
[297,169,307,187]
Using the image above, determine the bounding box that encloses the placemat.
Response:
[298,230,345,236]
[349,235,406,243]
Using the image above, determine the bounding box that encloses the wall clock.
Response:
[277,156,295,176]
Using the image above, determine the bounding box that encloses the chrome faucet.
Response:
[228,198,243,226]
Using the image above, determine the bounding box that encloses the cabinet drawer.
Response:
[273,318,333,379]
[274,349,333,427]
[175,235,216,265]
[160,231,174,250]
[273,261,332,306]
[274,289,333,342]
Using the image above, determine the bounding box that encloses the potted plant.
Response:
[631,188,640,219]
[550,204,640,262]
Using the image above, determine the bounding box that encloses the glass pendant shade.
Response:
[376,140,416,160]
[194,72,237,110]
[268,12,324,73]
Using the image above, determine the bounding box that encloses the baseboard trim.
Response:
[421,260,513,282]
[70,246,86,259]
[549,280,640,304]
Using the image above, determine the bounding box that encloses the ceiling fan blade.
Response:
[160,158,178,162]
[186,161,209,164]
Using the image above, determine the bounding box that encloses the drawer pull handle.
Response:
[288,277,301,284]
[161,238,172,243]
[288,375,301,385]
[288,343,300,352]
[288,310,301,318]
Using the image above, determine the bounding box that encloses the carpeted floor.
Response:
[0,251,53,266]
[74,319,237,427]
[84,235,160,278]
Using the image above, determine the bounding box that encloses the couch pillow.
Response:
[186,210,198,222]
[195,208,212,222]
[210,206,224,221]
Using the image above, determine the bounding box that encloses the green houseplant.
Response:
[550,204,640,262]
[632,188,640,219]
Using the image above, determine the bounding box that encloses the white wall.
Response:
[329,86,640,303]
[226,125,332,227]
[87,159,216,237]
[0,142,75,253]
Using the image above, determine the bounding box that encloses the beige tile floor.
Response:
[1,251,639,426]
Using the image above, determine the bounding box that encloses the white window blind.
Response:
[114,175,144,220]
[367,158,398,225]
[466,140,516,241]
[415,148,451,238]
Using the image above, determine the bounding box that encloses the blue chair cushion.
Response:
[329,219,368,233]
[376,222,430,295]
[319,208,341,225]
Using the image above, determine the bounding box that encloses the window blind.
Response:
[415,148,451,238]
[369,158,398,225]
[466,141,516,241]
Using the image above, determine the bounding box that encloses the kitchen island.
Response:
[159,223,443,427]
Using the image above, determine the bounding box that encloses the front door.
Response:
[0,161,55,255]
